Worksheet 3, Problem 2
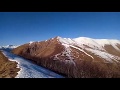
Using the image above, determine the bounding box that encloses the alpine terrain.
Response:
[0,50,20,78]
[12,36,120,78]
[0,45,64,78]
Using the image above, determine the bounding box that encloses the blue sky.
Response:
[0,12,120,46]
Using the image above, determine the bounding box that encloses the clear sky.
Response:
[0,12,120,46]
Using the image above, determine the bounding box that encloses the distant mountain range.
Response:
[12,36,120,78]
[0,45,18,50]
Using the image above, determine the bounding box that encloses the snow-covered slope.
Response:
[57,36,120,62]
[2,50,64,78]
[73,37,120,50]
[58,36,120,51]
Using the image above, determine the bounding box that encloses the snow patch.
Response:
[70,45,94,59]
[95,39,120,51]
[62,44,75,65]
[57,36,75,45]
[86,48,120,62]
[29,41,34,45]
[53,42,76,65]
[73,37,120,52]
[57,37,94,60]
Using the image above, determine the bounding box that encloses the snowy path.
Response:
[2,50,64,78]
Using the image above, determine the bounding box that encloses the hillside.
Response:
[2,50,64,78]
[12,36,120,78]
[0,51,20,78]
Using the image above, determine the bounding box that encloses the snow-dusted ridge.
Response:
[0,45,19,49]
[27,36,120,50]
[56,36,120,51]
[56,36,120,62]
[74,37,120,46]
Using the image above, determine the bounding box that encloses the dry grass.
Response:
[0,51,20,78]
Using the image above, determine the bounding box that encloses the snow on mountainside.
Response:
[59,37,120,61]
[58,36,120,51]
[73,37,120,51]
[12,36,120,78]
[0,45,19,49]
[58,36,120,62]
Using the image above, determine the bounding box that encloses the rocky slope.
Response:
[0,51,20,78]
[12,36,120,78]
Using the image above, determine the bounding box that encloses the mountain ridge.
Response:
[0,45,19,49]
[12,36,120,78]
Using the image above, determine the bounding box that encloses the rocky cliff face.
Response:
[12,36,120,78]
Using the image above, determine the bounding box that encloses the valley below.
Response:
[0,49,64,78]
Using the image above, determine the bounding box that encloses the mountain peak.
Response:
[54,36,62,39]
[29,41,34,45]
[74,37,92,40]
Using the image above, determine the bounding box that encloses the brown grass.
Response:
[0,51,20,78]
[104,45,120,56]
